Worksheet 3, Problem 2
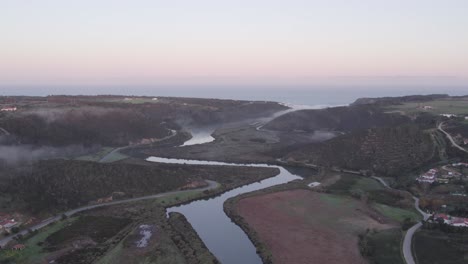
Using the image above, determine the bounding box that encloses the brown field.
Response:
[236,189,395,264]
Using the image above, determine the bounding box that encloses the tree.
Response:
[61,214,68,221]
[402,217,414,230]
[11,226,20,234]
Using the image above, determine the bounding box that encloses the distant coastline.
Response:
[1,85,467,107]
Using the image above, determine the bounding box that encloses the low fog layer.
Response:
[309,131,337,142]
[0,144,99,165]
[21,107,125,123]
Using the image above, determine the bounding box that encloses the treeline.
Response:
[263,105,411,133]
[0,107,171,147]
[352,94,449,106]
[4,160,197,213]
[0,159,279,214]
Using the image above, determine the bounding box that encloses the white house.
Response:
[0,107,17,112]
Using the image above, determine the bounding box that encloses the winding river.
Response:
[147,144,303,264]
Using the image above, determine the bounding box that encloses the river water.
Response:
[146,157,303,263]
[181,128,216,146]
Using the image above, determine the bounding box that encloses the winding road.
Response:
[0,180,219,248]
[372,176,430,264]
[438,122,468,153]
[99,129,177,163]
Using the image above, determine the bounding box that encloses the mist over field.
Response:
[0,144,99,165]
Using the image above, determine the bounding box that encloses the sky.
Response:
[1,0,468,90]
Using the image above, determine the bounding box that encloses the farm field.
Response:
[414,229,468,264]
[235,189,396,264]
[386,98,468,116]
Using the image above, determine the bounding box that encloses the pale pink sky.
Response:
[1,0,468,87]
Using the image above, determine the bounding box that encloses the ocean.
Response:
[1,85,467,107]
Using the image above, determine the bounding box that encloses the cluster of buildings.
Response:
[434,213,468,228]
[416,163,467,184]
[416,168,442,184]
[0,213,18,234]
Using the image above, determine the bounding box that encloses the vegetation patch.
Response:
[386,99,468,116]
[372,203,421,223]
[76,147,115,162]
[167,212,219,264]
[0,219,73,264]
[360,228,404,264]
[367,190,404,206]
[351,177,384,192]
[45,216,131,247]
[326,174,359,193]
[414,229,468,264]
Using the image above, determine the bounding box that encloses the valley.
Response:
[1,94,468,264]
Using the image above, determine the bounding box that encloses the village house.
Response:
[96,196,113,204]
[433,213,468,227]
[0,213,19,234]
[451,217,466,227]
[441,114,457,118]
[434,213,451,224]
[452,162,468,167]
[12,244,26,251]
[0,219,18,232]
[416,168,438,183]
[0,107,17,112]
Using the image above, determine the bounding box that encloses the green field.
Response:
[98,150,129,163]
[46,216,131,246]
[327,174,360,193]
[386,99,468,116]
[414,229,468,264]
[366,228,404,264]
[75,147,115,162]
[351,177,384,192]
[372,203,421,223]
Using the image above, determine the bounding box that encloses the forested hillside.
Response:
[263,105,410,133]
[286,125,436,176]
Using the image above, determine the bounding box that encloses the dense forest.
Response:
[263,105,410,133]
[286,124,436,176]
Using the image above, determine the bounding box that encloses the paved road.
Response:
[438,122,468,153]
[372,176,430,264]
[371,176,390,188]
[0,127,10,136]
[0,180,219,248]
[99,129,177,163]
